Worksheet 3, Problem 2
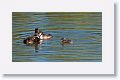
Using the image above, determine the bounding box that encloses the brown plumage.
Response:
[23,36,40,45]
[23,28,53,45]
[61,38,73,44]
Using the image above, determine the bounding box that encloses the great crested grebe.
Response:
[23,28,53,45]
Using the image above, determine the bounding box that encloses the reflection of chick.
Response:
[61,38,73,44]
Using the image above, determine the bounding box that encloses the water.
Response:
[12,12,102,62]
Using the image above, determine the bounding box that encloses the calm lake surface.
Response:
[12,12,102,62]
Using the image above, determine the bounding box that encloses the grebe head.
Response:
[23,39,27,44]
[61,38,65,40]
[35,28,41,33]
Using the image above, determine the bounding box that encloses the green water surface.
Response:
[12,12,102,62]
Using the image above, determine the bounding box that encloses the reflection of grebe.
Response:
[61,38,73,44]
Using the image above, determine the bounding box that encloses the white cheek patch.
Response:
[40,35,43,39]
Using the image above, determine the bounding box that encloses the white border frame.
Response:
[0,0,114,74]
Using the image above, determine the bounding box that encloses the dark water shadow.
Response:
[34,43,39,53]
